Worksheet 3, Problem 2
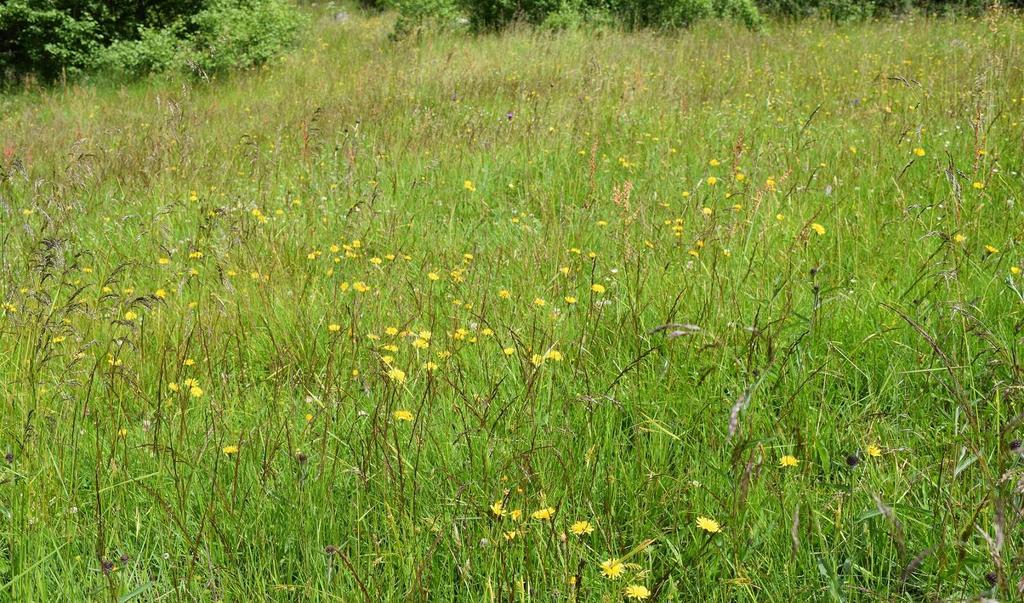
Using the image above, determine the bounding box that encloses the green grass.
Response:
[2,9,1024,601]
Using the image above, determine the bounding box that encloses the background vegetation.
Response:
[3,0,1022,83]
[2,4,1024,602]
[0,0,304,81]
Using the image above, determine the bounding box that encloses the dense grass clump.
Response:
[1,9,1024,601]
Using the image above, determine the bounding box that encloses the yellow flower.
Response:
[564,296,577,304]
[531,507,555,521]
[387,368,407,384]
[223,445,239,455]
[499,289,511,299]
[328,323,341,332]
[154,289,167,299]
[533,298,545,307]
[1011,266,1021,276]
[463,180,476,192]
[953,233,967,243]
[913,147,926,157]
[531,354,544,367]
[866,444,882,457]
[591,283,606,294]
[393,409,414,422]
[124,310,138,321]
[427,272,440,281]
[509,509,522,521]
[972,181,985,190]
[706,176,718,186]
[189,385,203,398]
[810,223,825,236]
[570,520,594,536]
[491,500,506,517]
[544,349,562,362]
[780,455,799,468]
[985,244,999,254]
[600,558,625,580]
[168,382,179,392]
[696,516,721,533]
[503,347,516,356]
[624,584,651,600]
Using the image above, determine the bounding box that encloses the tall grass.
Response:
[1,9,1023,601]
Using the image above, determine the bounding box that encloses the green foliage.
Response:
[451,0,765,31]
[0,2,103,79]
[756,0,1018,20]
[391,0,462,39]
[98,27,184,78]
[0,0,302,82]
[397,0,1013,33]
[456,0,576,30]
[186,0,304,75]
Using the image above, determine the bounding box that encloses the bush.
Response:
[399,0,765,33]
[0,0,303,82]
[99,26,183,78]
[756,0,1019,20]
[391,0,461,38]
[186,0,304,75]
[458,0,580,30]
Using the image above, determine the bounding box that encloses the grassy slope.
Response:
[1,10,1023,601]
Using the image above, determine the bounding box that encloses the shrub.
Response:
[0,2,103,79]
[0,0,303,82]
[185,0,304,75]
[391,0,462,38]
[99,27,183,78]
[398,0,765,34]
[458,0,581,30]
[609,0,715,28]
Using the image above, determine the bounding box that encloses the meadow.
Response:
[1,8,1024,601]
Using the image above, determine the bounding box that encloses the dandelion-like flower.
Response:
[531,507,555,521]
[696,516,720,533]
[491,500,506,518]
[779,455,799,468]
[624,584,651,600]
[387,367,407,384]
[600,558,624,579]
